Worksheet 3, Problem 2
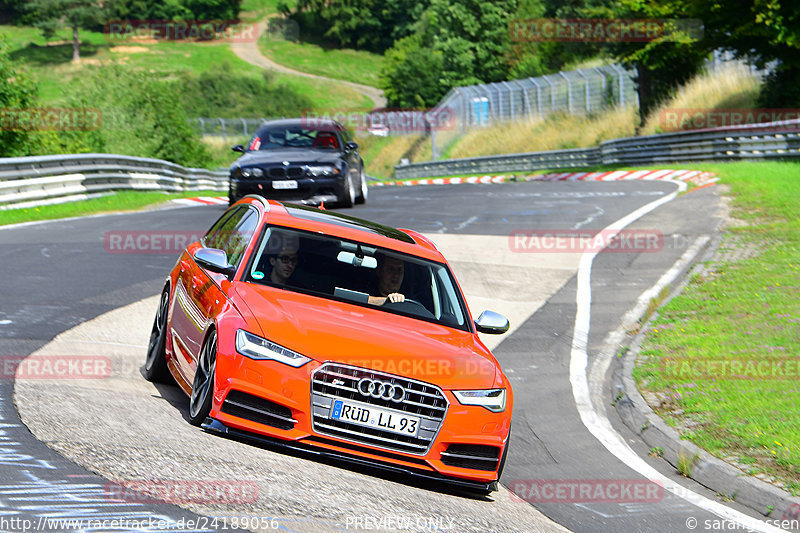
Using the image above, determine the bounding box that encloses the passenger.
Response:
[268,233,300,286]
[368,255,405,305]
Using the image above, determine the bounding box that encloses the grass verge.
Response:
[633,161,800,494]
[0,190,222,227]
[258,33,383,88]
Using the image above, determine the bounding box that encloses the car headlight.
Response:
[452,388,506,412]
[306,165,338,177]
[235,329,311,367]
[240,167,263,178]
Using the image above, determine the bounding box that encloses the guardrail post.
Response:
[529,78,543,119]
[610,64,626,107]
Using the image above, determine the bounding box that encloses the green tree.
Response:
[380,34,446,108]
[587,0,707,126]
[381,0,519,107]
[292,0,430,53]
[690,0,800,107]
[24,0,104,61]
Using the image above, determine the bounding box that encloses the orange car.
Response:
[145,195,513,493]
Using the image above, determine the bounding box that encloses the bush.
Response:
[176,62,312,118]
[0,37,37,156]
[67,65,210,167]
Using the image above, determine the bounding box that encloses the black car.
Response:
[229,119,368,207]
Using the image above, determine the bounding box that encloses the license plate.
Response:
[273,180,298,190]
[330,399,420,437]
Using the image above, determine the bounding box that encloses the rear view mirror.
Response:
[337,251,377,269]
[232,144,246,153]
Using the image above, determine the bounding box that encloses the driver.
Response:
[367,255,405,306]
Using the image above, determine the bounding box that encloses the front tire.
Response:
[338,172,356,208]
[144,289,171,383]
[189,329,217,426]
[355,166,368,205]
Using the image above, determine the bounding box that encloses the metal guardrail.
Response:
[395,119,800,179]
[0,153,227,209]
[2,119,798,208]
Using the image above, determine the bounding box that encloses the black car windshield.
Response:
[244,226,470,331]
[247,126,341,151]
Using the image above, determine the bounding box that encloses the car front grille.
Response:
[267,166,305,179]
[310,363,449,455]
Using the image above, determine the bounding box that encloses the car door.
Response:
[173,206,259,383]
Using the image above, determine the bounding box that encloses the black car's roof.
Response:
[253,118,344,131]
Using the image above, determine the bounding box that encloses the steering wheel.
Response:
[385,298,435,319]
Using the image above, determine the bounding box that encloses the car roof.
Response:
[253,118,344,131]
[238,196,443,261]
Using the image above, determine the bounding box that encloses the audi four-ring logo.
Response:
[357,378,405,403]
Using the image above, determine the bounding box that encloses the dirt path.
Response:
[231,20,387,109]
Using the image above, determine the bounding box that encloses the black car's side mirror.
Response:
[232,144,246,153]
[345,141,358,151]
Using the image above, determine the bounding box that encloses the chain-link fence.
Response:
[192,117,278,139]
[429,64,638,158]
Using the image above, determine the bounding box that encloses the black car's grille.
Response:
[440,444,501,471]
[221,390,297,430]
[266,166,305,179]
[311,363,448,455]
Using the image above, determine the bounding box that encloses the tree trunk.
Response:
[635,63,651,131]
[72,26,80,62]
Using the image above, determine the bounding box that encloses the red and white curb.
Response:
[172,196,227,206]
[373,169,718,188]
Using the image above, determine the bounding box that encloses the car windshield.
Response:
[247,126,340,151]
[244,226,470,331]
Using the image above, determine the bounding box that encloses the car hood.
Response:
[233,150,342,167]
[232,283,500,390]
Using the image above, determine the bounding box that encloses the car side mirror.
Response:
[345,141,358,151]
[194,248,236,278]
[232,144,246,153]
[475,310,510,335]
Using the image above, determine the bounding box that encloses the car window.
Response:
[203,206,258,268]
[203,207,242,249]
[247,126,341,150]
[244,226,470,331]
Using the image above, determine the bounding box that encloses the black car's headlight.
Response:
[306,165,338,177]
[235,330,311,367]
[452,388,507,412]
[240,167,264,178]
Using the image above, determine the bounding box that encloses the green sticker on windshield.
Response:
[252,271,265,280]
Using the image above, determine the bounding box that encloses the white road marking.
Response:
[568,181,784,532]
